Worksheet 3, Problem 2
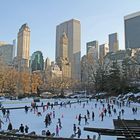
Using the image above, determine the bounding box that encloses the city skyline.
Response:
[0,0,140,61]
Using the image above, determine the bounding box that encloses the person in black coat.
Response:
[19,124,24,133]
[46,130,51,136]
[25,125,29,133]
[7,122,12,131]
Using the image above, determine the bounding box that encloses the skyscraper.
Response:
[0,40,15,65]
[17,23,30,70]
[56,19,81,81]
[109,33,119,52]
[99,43,109,63]
[56,32,71,78]
[124,11,140,49]
[86,40,99,60]
[30,51,44,72]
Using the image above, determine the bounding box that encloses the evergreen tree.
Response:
[108,61,121,95]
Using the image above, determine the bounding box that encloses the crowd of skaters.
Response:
[0,97,139,139]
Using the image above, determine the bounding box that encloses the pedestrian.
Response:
[92,111,95,121]
[108,109,112,117]
[76,127,81,138]
[78,114,81,125]
[135,107,137,114]
[53,111,55,118]
[58,118,62,129]
[113,108,117,115]
[95,103,97,108]
[7,122,12,131]
[25,125,29,133]
[5,112,10,122]
[73,124,76,134]
[1,107,6,117]
[84,115,88,125]
[0,118,4,129]
[46,130,51,136]
[56,125,59,136]
[87,135,91,140]
[25,106,28,113]
[104,108,107,116]
[132,107,135,114]
[100,112,104,121]
[19,124,24,133]
[121,109,124,115]
[87,110,90,119]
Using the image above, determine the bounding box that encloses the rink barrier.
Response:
[0,99,89,110]
[0,130,87,140]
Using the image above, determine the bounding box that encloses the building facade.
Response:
[86,40,99,60]
[56,19,81,81]
[45,57,51,70]
[0,40,15,65]
[99,43,109,63]
[17,23,30,70]
[109,33,119,52]
[56,32,71,78]
[30,51,44,72]
[124,11,140,49]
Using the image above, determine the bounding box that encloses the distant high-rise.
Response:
[124,11,140,49]
[30,51,44,72]
[86,40,98,60]
[109,33,119,52]
[56,19,81,80]
[99,43,109,63]
[17,23,30,70]
[45,57,51,70]
[0,40,15,65]
[56,32,71,78]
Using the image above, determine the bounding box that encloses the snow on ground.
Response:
[0,98,140,140]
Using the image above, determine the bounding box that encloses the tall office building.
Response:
[86,40,99,60]
[109,33,119,52]
[56,32,71,78]
[99,43,109,63]
[30,51,44,72]
[0,40,16,65]
[124,11,140,49]
[56,19,81,81]
[17,23,30,70]
[45,57,51,70]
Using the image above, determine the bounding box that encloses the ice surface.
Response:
[0,98,139,140]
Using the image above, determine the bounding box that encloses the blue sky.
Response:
[0,0,140,61]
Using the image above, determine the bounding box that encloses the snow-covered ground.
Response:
[0,98,139,140]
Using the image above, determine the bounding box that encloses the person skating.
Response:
[19,124,24,133]
[100,112,104,121]
[7,122,12,131]
[25,125,29,133]
[78,114,82,125]
[25,106,28,113]
[87,135,91,140]
[84,115,88,125]
[76,127,81,138]
[121,109,124,115]
[73,124,76,134]
[104,108,107,116]
[56,125,59,136]
[92,111,95,121]
[5,111,10,122]
[58,118,62,129]
[1,107,6,117]
[113,108,117,115]
[0,118,4,129]
[46,130,51,136]
[87,110,90,119]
